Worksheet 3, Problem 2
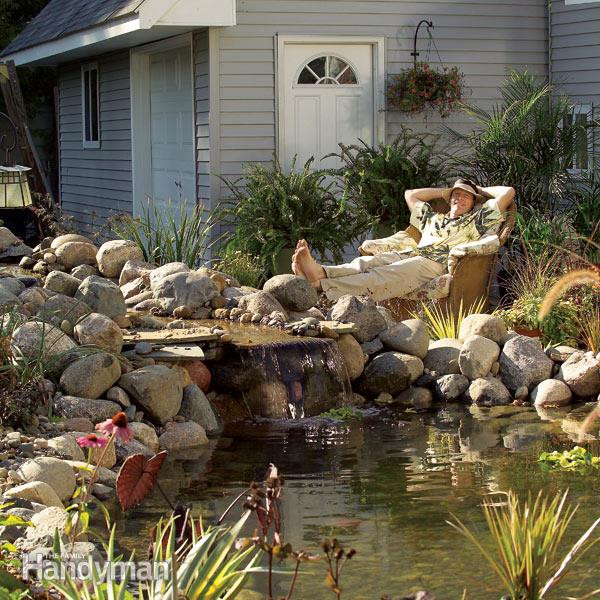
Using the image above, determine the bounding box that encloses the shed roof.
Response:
[2,0,143,55]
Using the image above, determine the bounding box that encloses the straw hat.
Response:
[442,178,489,204]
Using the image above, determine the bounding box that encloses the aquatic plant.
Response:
[320,407,363,420]
[411,297,486,340]
[448,490,600,599]
[538,447,600,472]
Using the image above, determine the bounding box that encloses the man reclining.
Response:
[292,178,515,302]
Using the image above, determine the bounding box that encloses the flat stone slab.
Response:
[145,345,205,362]
[123,327,218,345]
[320,321,358,334]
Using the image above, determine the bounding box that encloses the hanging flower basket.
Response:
[386,62,464,118]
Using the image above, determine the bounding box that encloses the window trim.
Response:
[81,62,100,149]
[567,103,593,174]
[295,54,359,87]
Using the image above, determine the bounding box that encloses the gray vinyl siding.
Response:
[215,0,548,191]
[550,0,600,160]
[193,29,211,210]
[58,50,132,233]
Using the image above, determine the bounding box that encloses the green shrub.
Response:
[445,70,597,212]
[222,156,365,274]
[110,198,222,268]
[329,127,448,231]
[571,169,600,263]
[515,205,576,258]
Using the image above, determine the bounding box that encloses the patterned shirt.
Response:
[408,198,505,263]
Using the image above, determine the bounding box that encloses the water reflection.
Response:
[115,404,600,598]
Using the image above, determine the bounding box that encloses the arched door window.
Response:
[297,55,358,85]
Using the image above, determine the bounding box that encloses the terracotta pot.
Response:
[513,325,541,338]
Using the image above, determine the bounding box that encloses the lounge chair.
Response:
[380,197,517,320]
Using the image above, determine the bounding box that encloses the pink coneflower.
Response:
[96,411,134,443]
[77,433,108,448]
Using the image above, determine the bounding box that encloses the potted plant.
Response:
[221,156,366,276]
[329,126,448,235]
[386,62,464,118]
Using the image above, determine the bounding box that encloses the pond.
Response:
[115,404,600,599]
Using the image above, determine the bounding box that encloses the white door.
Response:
[282,43,374,170]
[148,46,195,219]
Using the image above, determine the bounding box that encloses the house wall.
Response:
[550,0,600,156]
[193,29,211,209]
[213,0,549,195]
[58,50,132,233]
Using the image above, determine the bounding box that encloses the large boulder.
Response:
[119,259,154,286]
[458,335,501,380]
[158,421,209,451]
[36,293,91,326]
[74,312,123,354]
[531,379,572,407]
[0,277,25,296]
[44,271,81,297]
[262,274,319,312]
[53,396,121,423]
[244,381,289,418]
[0,227,21,251]
[0,287,20,310]
[152,271,219,314]
[149,262,189,288]
[17,457,76,502]
[359,351,423,396]
[336,333,365,381]
[330,295,386,343]
[467,376,512,406]
[3,481,63,508]
[557,352,600,397]
[459,314,508,345]
[54,241,98,270]
[433,374,470,401]
[11,321,76,360]
[18,287,47,313]
[59,352,121,399]
[97,240,144,278]
[51,234,94,249]
[379,319,429,359]
[129,422,159,452]
[237,291,288,319]
[183,360,211,392]
[75,276,126,320]
[178,384,223,437]
[499,335,553,393]
[118,365,183,424]
[423,338,463,375]
[70,264,99,281]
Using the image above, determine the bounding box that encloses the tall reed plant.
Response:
[449,491,600,600]
[110,198,223,268]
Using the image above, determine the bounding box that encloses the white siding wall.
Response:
[215,0,548,192]
[550,0,600,157]
[193,29,211,208]
[58,50,132,233]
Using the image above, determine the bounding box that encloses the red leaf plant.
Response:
[116,451,168,511]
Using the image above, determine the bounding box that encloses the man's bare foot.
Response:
[294,239,326,288]
[291,248,305,278]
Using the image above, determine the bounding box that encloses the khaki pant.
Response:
[321,252,446,302]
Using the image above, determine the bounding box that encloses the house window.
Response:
[564,104,593,172]
[82,64,100,148]
[297,56,358,85]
